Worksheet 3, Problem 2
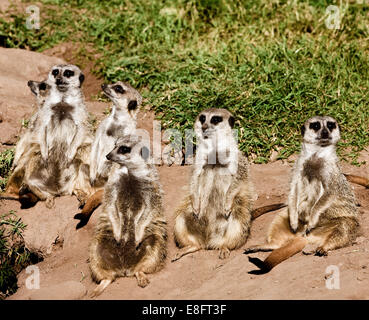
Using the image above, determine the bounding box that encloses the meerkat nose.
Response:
[101,83,108,90]
[56,78,63,85]
[321,128,329,139]
[106,153,112,160]
[202,124,208,131]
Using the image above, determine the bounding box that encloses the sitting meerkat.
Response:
[17,64,93,208]
[74,82,141,228]
[244,116,359,273]
[89,135,167,297]
[5,80,51,199]
[90,81,141,188]
[172,108,255,261]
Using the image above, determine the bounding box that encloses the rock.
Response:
[21,196,80,257]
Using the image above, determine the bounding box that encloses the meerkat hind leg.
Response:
[90,279,112,298]
[172,245,201,262]
[135,271,150,288]
[219,247,230,259]
[243,243,280,254]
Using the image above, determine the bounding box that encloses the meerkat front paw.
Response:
[315,246,328,256]
[219,248,230,259]
[45,197,55,209]
[135,272,150,288]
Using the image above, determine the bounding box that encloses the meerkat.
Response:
[172,108,255,262]
[73,82,141,228]
[89,81,141,188]
[244,116,359,273]
[19,64,93,207]
[89,135,167,297]
[3,80,52,199]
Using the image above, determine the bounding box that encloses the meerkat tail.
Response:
[248,237,307,274]
[344,174,369,188]
[90,279,112,298]
[74,189,103,229]
[251,203,287,220]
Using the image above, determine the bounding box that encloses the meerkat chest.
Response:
[51,102,75,123]
[199,166,233,197]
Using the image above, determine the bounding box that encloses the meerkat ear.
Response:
[79,73,85,87]
[301,124,306,137]
[140,146,150,161]
[27,80,38,95]
[128,100,138,111]
[228,116,235,128]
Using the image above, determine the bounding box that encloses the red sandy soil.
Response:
[1,47,368,300]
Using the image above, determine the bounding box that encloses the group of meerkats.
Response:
[1,63,366,297]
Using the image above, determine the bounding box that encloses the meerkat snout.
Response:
[196,109,235,140]
[101,81,142,113]
[48,64,85,91]
[301,116,340,147]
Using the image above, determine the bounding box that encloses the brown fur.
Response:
[344,173,369,188]
[89,140,167,296]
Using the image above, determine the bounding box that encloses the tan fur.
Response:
[89,136,167,297]
[344,173,369,188]
[6,65,94,207]
[173,108,254,261]
[245,116,359,272]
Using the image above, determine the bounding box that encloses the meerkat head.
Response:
[27,80,52,106]
[48,64,85,93]
[106,135,150,168]
[301,116,340,147]
[101,81,142,118]
[195,108,235,140]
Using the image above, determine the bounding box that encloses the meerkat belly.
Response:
[99,176,150,270]
[199,167,233,238]
[296,177,324,225]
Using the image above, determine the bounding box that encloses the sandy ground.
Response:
[1,47,369,300]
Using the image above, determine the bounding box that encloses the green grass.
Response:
[0,211,40,298]
[0,149,14,192]
[1,0,368,163]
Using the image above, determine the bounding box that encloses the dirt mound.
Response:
[1,48,369,300]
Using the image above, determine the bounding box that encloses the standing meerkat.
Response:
[19,64,93,208]
[74,82,141,228]
[89,135,167,297]
[244,116,359,273]
[90,81,141,188]
[172,108,255,261]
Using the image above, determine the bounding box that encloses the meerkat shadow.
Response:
[19,193,39,209]
[74,213,90,229]
[247,257,271,275]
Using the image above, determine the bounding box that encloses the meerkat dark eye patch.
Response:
[309,121,321,131]
[228,116,235,128]
[39,82,47,91]
[63,70,75,78]
[118,146,131,155]
[52,69,59,77]
[128,100,137,111]
[210,116,223,125]
[79,74,85,86]
[199,115,206,124]
[113,85,125,94]
[140,146,150,161]
[327,121,336,131]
